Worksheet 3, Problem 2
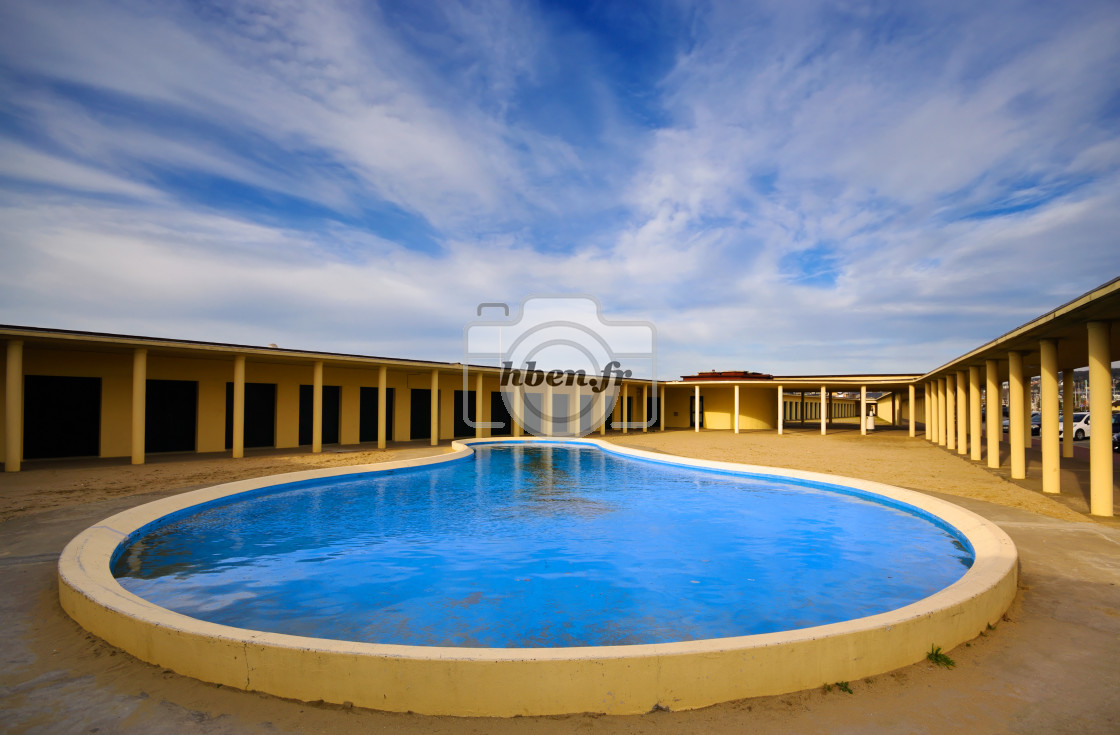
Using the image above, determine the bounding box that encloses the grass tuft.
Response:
[927,645,956,668]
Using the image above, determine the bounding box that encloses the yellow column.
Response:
[339,385,358,446]
[1087,321,1113,516]
[642,384,648,433]
[908,384,916,437]
[4,340,23,472]
[430,369,439,446]
[620,383,627,435]
[1008,352,1025,479]
[545,382,554,437]
[131,348,147,465]
[820,387,827,436]
[694,385,700,432]
[776,385,783,435]
[515,389,525,438]
[923,382,931,440]
[377,365,388,448]
[936,378,946,446]
[734,385,740,434]
[475,372,484,439]
[1061,367,1074,458]
[956,370,968,455]
[1039,340,1060,494]
[312,360,323,453]
[985,360,1000,468]
[947,375,957,450]
[659,386,666,431]
[968,366,981,461]
[860,385,867,435]
[930,381,938,443]
[597,388,606,435]
[232,355,246,459]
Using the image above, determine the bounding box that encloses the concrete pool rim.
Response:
[58,437,1019,717]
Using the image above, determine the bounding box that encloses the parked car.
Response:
[983,405,1012,424]
[1114,431,1120,453]
[1002,412,1041,435]
[1059,412,1090,440]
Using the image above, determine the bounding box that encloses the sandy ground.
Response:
[610,426,1096,524]
[0,446,420,523]
[1,429,1119,733]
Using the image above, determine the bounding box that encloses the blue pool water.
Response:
[112,444,973,648]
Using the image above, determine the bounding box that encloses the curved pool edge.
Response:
[58,438,1018,717]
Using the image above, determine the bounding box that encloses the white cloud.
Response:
[0,142,164,200]
[0,0,1118,378]
[0,0,545,229]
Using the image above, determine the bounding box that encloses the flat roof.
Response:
[0,324,920,387]
[0,324,499,374]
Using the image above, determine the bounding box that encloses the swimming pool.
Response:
[111,444,973,648]
[59,438,1018,716]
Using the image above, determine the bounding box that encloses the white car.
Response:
[1059,412,1090,440]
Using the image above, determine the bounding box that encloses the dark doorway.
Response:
[225,382,277,449]
[522,392,544,435]
[551,392,570,435]
[689,395,705,428]
[645,395,660,429]
[359,387,395,443]
[146,379,197,453]
[489,392,512,436]
[23,375,101,459]
[299,384,341,446]
[453,390,477,438]
[410,389,431,440]
[579,394,595,435]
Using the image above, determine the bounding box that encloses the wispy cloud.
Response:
[1,0,1118,377]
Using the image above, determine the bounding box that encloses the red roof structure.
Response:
[680,370,774,381]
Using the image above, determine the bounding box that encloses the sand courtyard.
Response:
[1,427,1118,734]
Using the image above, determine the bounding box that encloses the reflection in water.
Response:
[516,447,612,519]
[113,445,974,648]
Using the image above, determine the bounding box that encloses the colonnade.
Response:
[3,316,1112,527]
[920,321,1114,517]
[2,339,669,470]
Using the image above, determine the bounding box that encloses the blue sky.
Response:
[1,0,1118,378]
